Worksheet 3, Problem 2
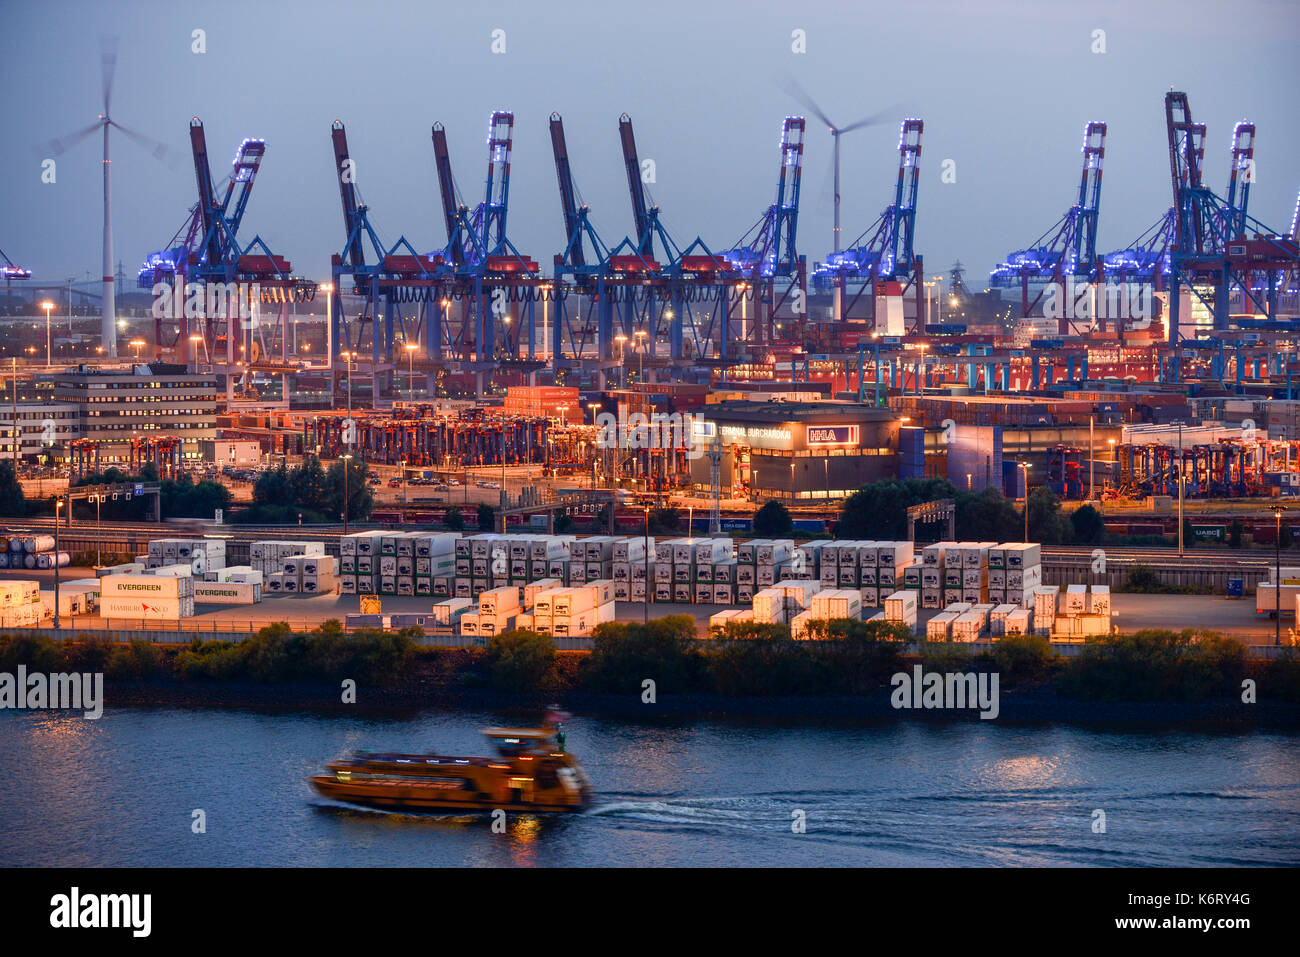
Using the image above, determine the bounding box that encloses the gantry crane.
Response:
[813,118,925,330]
[988,121,1106,333]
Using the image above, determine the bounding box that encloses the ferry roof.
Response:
[483,727,554,739]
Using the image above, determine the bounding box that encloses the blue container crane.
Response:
[988,121,1106,333]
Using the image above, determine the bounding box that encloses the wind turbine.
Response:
[782,79,895,254]
[43,37,174,358]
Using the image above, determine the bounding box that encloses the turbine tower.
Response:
[782,79,893,254]
[44,37,173,358]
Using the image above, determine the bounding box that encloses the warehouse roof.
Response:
[699,400,897,424]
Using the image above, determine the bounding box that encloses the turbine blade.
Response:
[111,120,181,169]
[39,121,102,157]
[838,105,901,135]
[779,76,835,132]
[101,35,119,115]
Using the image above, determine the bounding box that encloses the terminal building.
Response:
[690,401,912,502]
[50,363,219,466]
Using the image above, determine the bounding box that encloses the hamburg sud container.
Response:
[100,574,195,619]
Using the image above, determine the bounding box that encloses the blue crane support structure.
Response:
[138,118,315,373]
[812,119,925,330]
[328,120,439,377]
[603,113,738,370]
[1161,91,1298,342]
[988,121,1106,334]
[722,116,808,349]
[427,112,543,375]
[548,111,656,378]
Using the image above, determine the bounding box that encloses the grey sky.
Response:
[3,0,1297,292]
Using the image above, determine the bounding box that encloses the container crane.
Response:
[1162,91,1298,339]
[428,112,542,372]
[813,118,925,332]
[608,114,735,367]
[988,121,1106,333]
[723,116,808,348]
[138,118,315,377]
[328,121,438,371]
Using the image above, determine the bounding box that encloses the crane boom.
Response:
[550,113,585,269]
[619,114,653,255]
[431,122,463,266]
[331,121,365,269]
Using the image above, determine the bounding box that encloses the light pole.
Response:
[614,335,628,389]
[405,342,418,404]
[341,453,353,533]
[643,505,650,624]
[1273,505,1286,646]
[634,330,647,386]
[129,338,146,361]
[1177,424,1184,557]
[41,301,54,366]
[53,495,63,629]
[10,356,17,466]
[1021,462,1031,542]
[189,333,208,368]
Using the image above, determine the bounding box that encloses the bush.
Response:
[486,630,557,693]
[174,622,415,684]
[1056,629,1246,701]
[581,615,707,694]
[0,634,66,673]
[753,500,794,536]
[991,634,1053,684]
[1070,505,1105,545]
[1261,651,1300,702]
[477,503,495,531]
[444,506,465,531]
[707,636,828,696]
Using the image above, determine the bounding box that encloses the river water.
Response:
[1,708,1296,867]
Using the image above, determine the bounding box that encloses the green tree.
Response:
[1026,486,1069,544]
[0,460,25,518]
[443,506,465,531]
[327,458,373,523]
[838,477,956,539]
[553,509,574,533]
[648,506,681,535]
[753,499,794,536]
[1228,518,1243,549]
[254,463,294,507]
[1069,504,1106,545]
[291,455,331,515]
[1181,517,1196,550]
[477,503,495,531]
[955,487,1021,541]
[486,630,557,692]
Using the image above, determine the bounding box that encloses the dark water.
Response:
[1,709,1297,867]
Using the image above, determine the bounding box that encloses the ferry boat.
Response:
[310,727,592,813]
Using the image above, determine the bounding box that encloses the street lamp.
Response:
[405,342,418,404]
[1272,505,1287,646]
[341,453,353,534]
[129,338,146,360]
[41,301,54,366]
[643,505,650,624]
[614,334,628,389]
[189,333,209,366]
[634,329,648,386]
[1020,462,1031,542]
[53,495,63,629]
